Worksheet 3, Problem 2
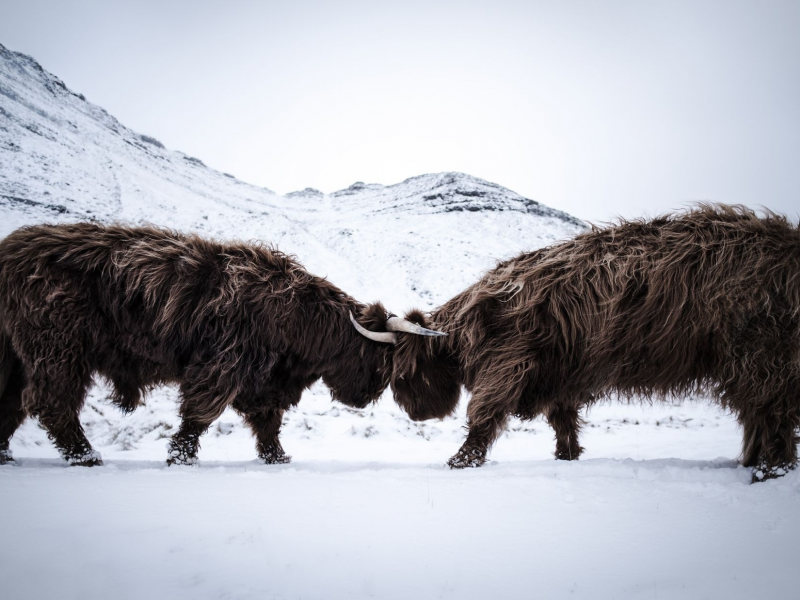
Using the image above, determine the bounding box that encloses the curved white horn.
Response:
[349,312,398,344]
[386,316,448,337]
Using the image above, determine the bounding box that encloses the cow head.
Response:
[388,310,461,421]
[321,303,396,409]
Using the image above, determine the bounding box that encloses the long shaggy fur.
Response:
[0,223,392,465]
[391,205,800,479]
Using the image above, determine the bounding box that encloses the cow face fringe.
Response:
[391,310,461,420]
[323,302,393,409]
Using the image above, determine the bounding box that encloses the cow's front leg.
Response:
[545,401,585,461]
[241,406,290,464]
[167,376,230,466]
[448,387,517,469]
[166,418,209,466]
[447,424,494,469]
[233,378,311,465]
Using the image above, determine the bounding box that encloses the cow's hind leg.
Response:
[25,368,99,466]
[742,413,798,483]
[10,294,103,465]
[739,380,800,483]
[733,371,800,482]
[546,400,585,461]
[723,312,800,482]
[0,360,26,464]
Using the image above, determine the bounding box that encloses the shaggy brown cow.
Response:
[355,205,800,482]
[0,223,441,466]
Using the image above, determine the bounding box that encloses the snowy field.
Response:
[3,386,800,600]
[2,42,800,599]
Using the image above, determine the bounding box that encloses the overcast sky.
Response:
[1,0,798,222]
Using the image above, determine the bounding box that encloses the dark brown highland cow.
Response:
[0,223,441,466]
[354,205,800,482]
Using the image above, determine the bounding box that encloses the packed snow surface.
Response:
[2,42,799,599]
[4,401,800,600]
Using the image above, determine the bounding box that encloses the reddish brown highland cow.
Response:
[354,205,800,482]
[0,223,441,466]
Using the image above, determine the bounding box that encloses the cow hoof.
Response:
[166,455,199,467]
[751,462,795,483]
[0,449,15,465]
[68,449,103,467]
[447,448,487,469]
[555,445,584,461]
[166,441,199,466]
[554,454,580,461]
[259,449,292,465]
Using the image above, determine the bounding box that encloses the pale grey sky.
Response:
[1,0,798,222]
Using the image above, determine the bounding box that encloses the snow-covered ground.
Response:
[4,390,800,600]
[2,42,799,599]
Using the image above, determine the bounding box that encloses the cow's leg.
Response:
[545,400,585,461]
[166,373,235,466]
[742,413,798,483]
[14,324,99,465]
[0,360,26,464]
[249,409,289,464]
[448,369,524,468]
[24,365,98,466]
[723,315,800,482]
[728,359,799,481]
[447,417,501,469]
[740,409,768,469]
[232,377,313,464]
[166,402,224,466]
[738,380,800,483]
[8,293,102,465]
[166,417,211,466]
[235,404,290,464]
